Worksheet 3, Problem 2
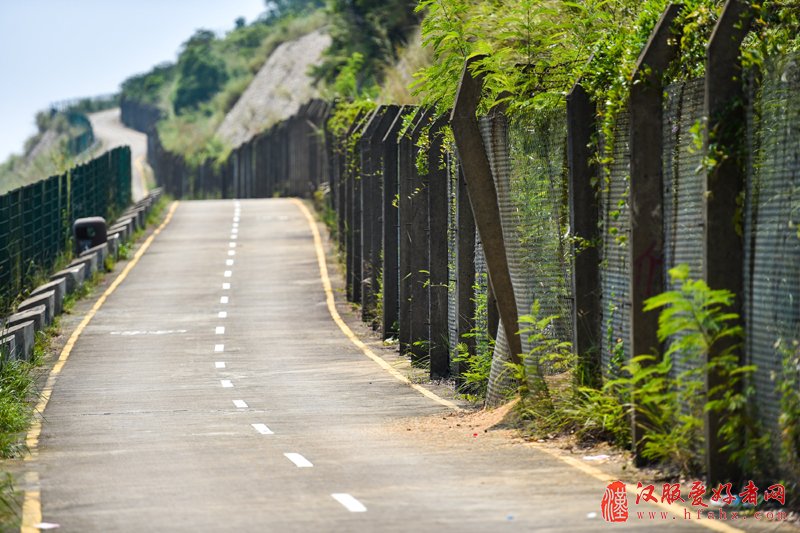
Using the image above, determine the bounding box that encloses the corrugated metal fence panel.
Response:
[599,110,632,372]
[744,53,800,440]
[508,108,574,370]
[662,77,706,378]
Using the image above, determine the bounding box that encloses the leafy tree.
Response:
[120,62,176,105]
[314,0,421,90]
[262,0,324,22]
[173,30,229,114]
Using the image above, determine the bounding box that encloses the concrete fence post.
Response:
[381,107,409,340]
[628,3,681,462]
[453,160,476,378]
[567,83,601,385]
[450,57,523,367]
[703,0,753,485]
[427,116,451,378]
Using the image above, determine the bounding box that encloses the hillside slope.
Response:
[215,29,330,149]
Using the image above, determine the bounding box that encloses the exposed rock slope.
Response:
[216,29,331,149]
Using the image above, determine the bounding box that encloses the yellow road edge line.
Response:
[20,201,179,533]
[295,198,743,532]
[534,446,744,532]
[292,199,462,412]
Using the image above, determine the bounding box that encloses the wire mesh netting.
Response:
[480,107,574,404]
[508,108,574,362]
[662,77,706,378]
[447,147,459,357]
[599,109,632,372]
[744,53,800,440]
[481,112,515,405]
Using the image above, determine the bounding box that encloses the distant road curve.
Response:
[88,108,149,202]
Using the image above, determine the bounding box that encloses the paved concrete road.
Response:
[35,199,715,532]
[88,108,148,202]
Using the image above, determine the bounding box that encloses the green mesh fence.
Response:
[0,147,131,311]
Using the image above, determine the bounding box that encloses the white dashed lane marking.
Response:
[251,424,273,435]
[229,242,236,248]
[232,400,248,409]
[224,270,232,278]
[215,326,225,335]
[220,380,233,388]
[228,250,236,257]
[220,296,229,304]
[222,283,231,290]
[218,311,227,319]
[215,362,226,369]
[284,453,313,468]
[214,344,224,352]
[332,494,367,513]
[226,259,234,266]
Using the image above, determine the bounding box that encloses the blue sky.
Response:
[0,0,267,162]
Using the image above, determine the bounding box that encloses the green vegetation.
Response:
[314,0,421,90]
[122,2,327,167]
[452,274,494,403]
[0,322,59,530]
[452,266,771,478]
[0,473,19,531]
[483,266,765,478]
[777,337,800,493]
[0,94,119,194]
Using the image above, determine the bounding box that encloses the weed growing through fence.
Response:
[453,337,494,403]
[452,277,495,402]
[642,265,768,476]
[505,266,768,478]
[374,262,384,330]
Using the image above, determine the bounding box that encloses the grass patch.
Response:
[0,473,20,531]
